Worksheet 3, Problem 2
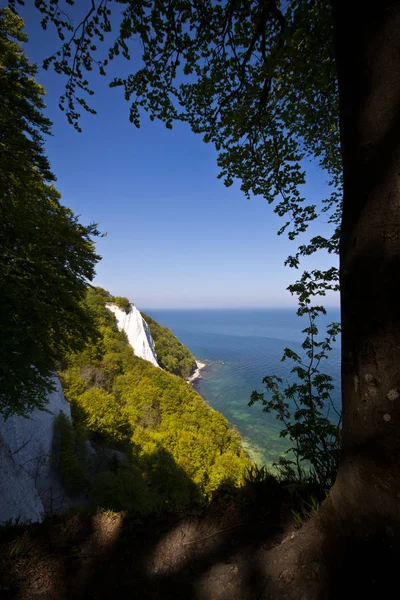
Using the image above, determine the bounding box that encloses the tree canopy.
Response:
[141,312,197,379]
[11,0,341,274]
[0,8,101,417]
[60,286,252,509]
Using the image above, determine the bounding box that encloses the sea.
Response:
[143,308,341,467]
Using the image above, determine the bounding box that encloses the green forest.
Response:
[141,311,197,379]
[59,286,252,512]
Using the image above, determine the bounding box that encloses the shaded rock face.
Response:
[0,377,71,524]
[0,438,44,524]
[106,303,159,367]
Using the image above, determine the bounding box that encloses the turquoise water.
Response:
[143,308,341,466]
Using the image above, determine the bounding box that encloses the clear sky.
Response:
[18,4,339,309]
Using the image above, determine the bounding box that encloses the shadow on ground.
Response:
[2,492,400,599]
[0,483,289,600]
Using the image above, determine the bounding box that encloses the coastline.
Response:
[187,360,206,383]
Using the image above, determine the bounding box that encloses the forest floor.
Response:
[0,491,295,600]
[1,488,395,599]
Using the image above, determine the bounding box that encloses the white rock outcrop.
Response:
[106,303,159,367]
[0,439,44,524]
[0,376,71,524]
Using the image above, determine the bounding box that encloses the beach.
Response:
[187,360,206,383]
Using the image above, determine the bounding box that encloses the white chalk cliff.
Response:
[106,303,159,367]
[0,302,158,524]
[0,376,71,524]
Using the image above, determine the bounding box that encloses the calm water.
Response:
[143,308,341,466]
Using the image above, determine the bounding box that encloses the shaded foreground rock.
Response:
[0,377,72,524]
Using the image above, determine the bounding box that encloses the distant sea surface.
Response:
[143,308,341,466]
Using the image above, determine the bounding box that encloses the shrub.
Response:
[114,296,131,314]
[92,462,154,513]
[55,411,89,495]
[75,388,131,444]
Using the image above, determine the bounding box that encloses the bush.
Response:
[114,296,131,313]
[75,388,131,444]
[55,411,89,495]
[92,462,154,513]
[238,465,283,517]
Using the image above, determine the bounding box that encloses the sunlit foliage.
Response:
[141,312,197,379]
[60,287,252,510]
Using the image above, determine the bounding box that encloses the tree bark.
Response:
[265,1,400,597]
[334,0,400,526]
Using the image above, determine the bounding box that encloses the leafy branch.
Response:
[249,302,341,488]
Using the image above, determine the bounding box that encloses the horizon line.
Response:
[140,305,341,311]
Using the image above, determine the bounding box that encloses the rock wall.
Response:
[106,303,159,367]
[0,438,44,525]
[0,376,71,524]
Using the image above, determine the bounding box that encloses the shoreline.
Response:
[187,360,206,383]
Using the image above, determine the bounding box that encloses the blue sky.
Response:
[17,4,339,309]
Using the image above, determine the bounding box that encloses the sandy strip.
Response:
[187,360,206,383]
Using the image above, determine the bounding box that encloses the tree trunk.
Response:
[333,0,400,527]
[334,0,400,497]
[332,0,400,544]
[265,1,400,597]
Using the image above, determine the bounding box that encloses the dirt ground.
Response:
[0,494,293,600]
[1,492,398,600]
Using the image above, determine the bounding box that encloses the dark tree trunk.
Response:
[333,0,400,531]
[265,1,400,597]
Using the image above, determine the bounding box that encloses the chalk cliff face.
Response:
[0,302,159,524]
[0,440,44,524]
[106,303,159,367]
[0,376,71,524]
